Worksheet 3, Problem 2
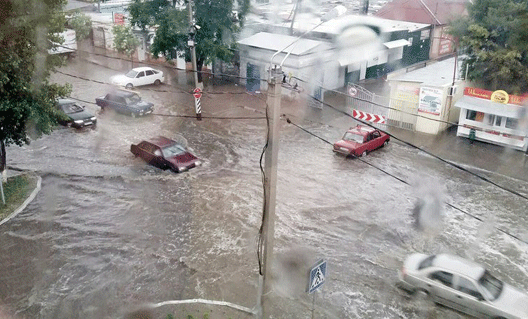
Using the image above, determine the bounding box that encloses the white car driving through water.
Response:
[110,67,164,89]
[397,253,528,319]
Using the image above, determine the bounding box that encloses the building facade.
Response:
[455,88,528,151]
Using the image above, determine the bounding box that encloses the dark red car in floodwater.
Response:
[333,125,390,157]
[130,136,202,173]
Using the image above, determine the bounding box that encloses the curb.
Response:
[0,175,42,226]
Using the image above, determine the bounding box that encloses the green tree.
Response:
[128,0,250,82]
[68,11,93,42]
[449,0,528,94]
[0,0,72,170]
[112,24,141,66]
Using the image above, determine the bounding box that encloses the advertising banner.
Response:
[418,87,443,115]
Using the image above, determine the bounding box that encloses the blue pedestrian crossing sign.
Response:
[308,260,327,294]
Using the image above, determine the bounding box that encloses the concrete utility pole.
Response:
[259,66,283,319]
[187,0,201,120]
[187,2,199,88]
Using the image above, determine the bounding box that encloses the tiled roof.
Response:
[375,0,469,25]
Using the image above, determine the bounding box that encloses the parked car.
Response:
[95,90,154,117]
[56,98,97,129]
[130,136,202,173]
[333,125,389,157]
[110,67,164,89]
[397,253,528,319]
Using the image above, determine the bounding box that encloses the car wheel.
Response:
[361,150,367,157]
[154,79,161,85]
[172,167,180,173]
[125,83,133,89]
[383,140,389,147]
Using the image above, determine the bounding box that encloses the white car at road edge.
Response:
[111,66,164,89]
[397,253,528,319]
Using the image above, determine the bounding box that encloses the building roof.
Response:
[389,56,461,87]
[238,32,331,55]
[375,0,469,26]
[455,96,523,118]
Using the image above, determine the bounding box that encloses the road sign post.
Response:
[193,87,202,120]
[308,260,327,319]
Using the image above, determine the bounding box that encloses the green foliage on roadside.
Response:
[0,0,72,154]
[68,11,93,42]
[0,174,38,219]
[449,0,528,93]
[113,24,141,58]
[127,0,250,80]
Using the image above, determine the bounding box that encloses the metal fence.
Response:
[346,83,418,131]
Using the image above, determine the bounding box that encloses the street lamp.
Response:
[258,11,382,319]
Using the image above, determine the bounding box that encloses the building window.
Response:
[495,116,502,127]
[488,115,495,126]
[466,110,477,120]
[466,110,484,122]
[506,117,518,129]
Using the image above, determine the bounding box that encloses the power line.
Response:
[57,61,528,202]
[301,91,528,202]
[284,116,528,246]
[65,96,267,120]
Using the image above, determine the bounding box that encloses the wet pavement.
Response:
[1,53,528,319]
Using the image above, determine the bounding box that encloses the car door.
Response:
[145,70,155,84]
[364,132,376,152]
[426,270,459,309]
[136,71,147,86]
[452,275,489,318]
[371,130,383,149]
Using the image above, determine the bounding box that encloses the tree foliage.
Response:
[112,24,141,58]
[128,0,250,80]
[0,0,72,153]
[449,0,528,94]
[68,11,93,42]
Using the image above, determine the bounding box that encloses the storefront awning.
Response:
[383,39,411,49]
[454,96,522,118]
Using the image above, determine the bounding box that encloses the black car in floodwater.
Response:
[95,89,154,117]
[57,99,97,129]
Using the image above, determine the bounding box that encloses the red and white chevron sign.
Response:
[352,109,386,124]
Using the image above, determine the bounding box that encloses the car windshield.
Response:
[62,103,84,114]
[478,270,504,300]
[418,255,436,270]
[124,94,141,105]
[343,132,364,143]
[162,144,186,158]
[125,70,138,78]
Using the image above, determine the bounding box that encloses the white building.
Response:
[455,87,528,151]
[238,32,335,93]
[386,56,464,134]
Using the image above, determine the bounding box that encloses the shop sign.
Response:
[464,87,527,105]
[490,90,509,104]
[114,13,125,25]
[418,86,443,115]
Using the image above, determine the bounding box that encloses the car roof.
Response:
[433,254,485,280]
[146,136,178,148]
[346,125,376,136]
[57,98,76,105]
[132,67,155,72]
[109,89,139,97]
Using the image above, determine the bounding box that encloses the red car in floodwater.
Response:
[333,125,390,157]
[130,136,202,173]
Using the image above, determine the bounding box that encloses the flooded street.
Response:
[1,58,528,318]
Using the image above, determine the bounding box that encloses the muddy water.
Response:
[1,59,528,318]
